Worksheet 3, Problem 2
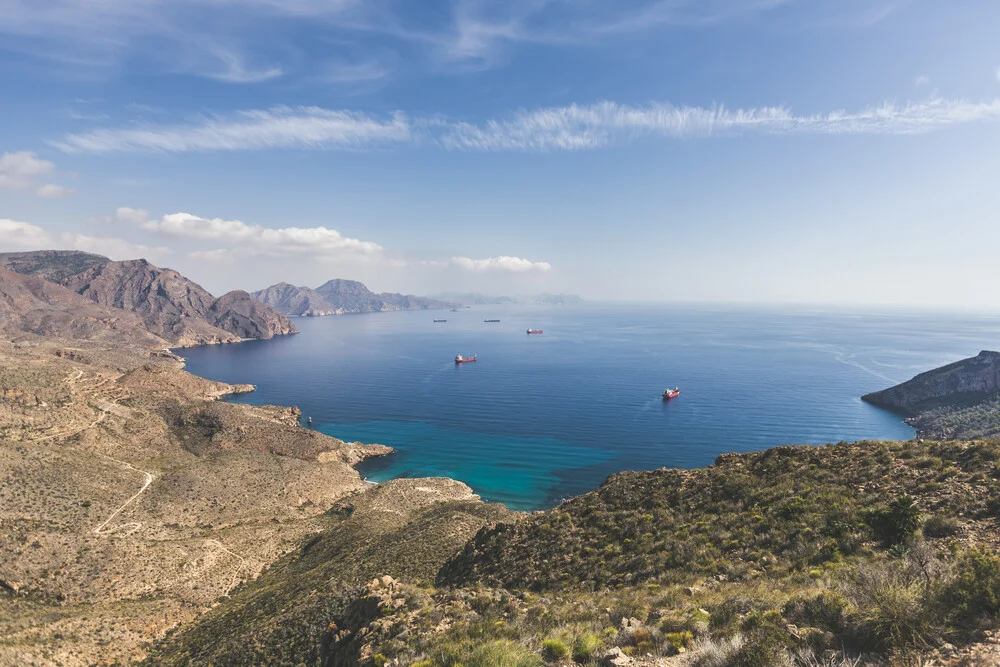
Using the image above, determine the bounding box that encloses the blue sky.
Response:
[1,0,999,306]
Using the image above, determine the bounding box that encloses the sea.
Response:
[178,303,1000,511]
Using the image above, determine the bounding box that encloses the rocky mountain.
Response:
[863,350,1000,439]
[250,281,339,317]
[0,266,166,347]
[1,251,296,345]
[0,250,109,284]
[206,289,297,339]
[252,278,453,317]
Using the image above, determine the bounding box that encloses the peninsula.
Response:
[863,350,1000,439]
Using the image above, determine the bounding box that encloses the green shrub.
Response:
[922,515,960,538]
[665,630,693,654]
[947,548,1000,623]
[731,610,791,667]
[373,654,388,667]
[571,633,603,662]
[869,496,922,546]
[540,638,569,661]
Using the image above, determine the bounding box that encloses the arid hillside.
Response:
[0,267,384,665]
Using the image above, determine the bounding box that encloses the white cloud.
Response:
[451,256,552,272]
[0,151,74,197]
[53,96,1000,155]
[52,108,412,153]
[189,248,234,263]
[0,218,168,261]
[441,97,1000,151]
[914,75,930,87]
[36,183,76,198]
[0,219,54,250]
[119,209,383,258]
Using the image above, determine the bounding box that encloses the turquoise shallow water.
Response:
[178,303,1000,510]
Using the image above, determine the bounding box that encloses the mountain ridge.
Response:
[0,250,296,345]
[252,278,453,317]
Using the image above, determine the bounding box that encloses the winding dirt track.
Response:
[93,458,155,536]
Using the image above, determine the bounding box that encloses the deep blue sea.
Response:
[178,304,1000,510]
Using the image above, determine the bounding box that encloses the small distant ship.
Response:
[484,319,500,323]
[455,354,478,364]
[434,319,447,322]
[662,387,680,400]
[526,328,543,335]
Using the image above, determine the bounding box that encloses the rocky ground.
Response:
[0,334,388,665]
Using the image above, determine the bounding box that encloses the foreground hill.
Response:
[253,278,453,317]
[146,437,1000,666]
[1,251,296,345]
[863,351,1000,439]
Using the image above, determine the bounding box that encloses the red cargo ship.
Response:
[526,329,543,334]
[455,354,477,363]
[662,387,680,400]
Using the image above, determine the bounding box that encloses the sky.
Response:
[1,0,999,307]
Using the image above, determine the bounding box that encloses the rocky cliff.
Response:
[863,350,1000,413]
[862,351,1000,439]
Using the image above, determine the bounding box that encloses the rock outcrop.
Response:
[207,290,297,339]
[862,350,1000,414]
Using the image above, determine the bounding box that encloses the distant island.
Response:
[863,350,1000,439]
[251,279,454,317]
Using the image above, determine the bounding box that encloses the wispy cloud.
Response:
[119,208,384,258]
[0,0,814,83]
[53,96,1000,155]
[451,256,552,272]
[442,98,1000,151]
[0,151,75,197]
[52,108,412,154]
[0,218,168,260]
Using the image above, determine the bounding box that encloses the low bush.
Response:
[541,638,569,661]
[868,496,922,546]
[946,548,1000,626]
[571,633,603,662]
[922,515,960,538]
